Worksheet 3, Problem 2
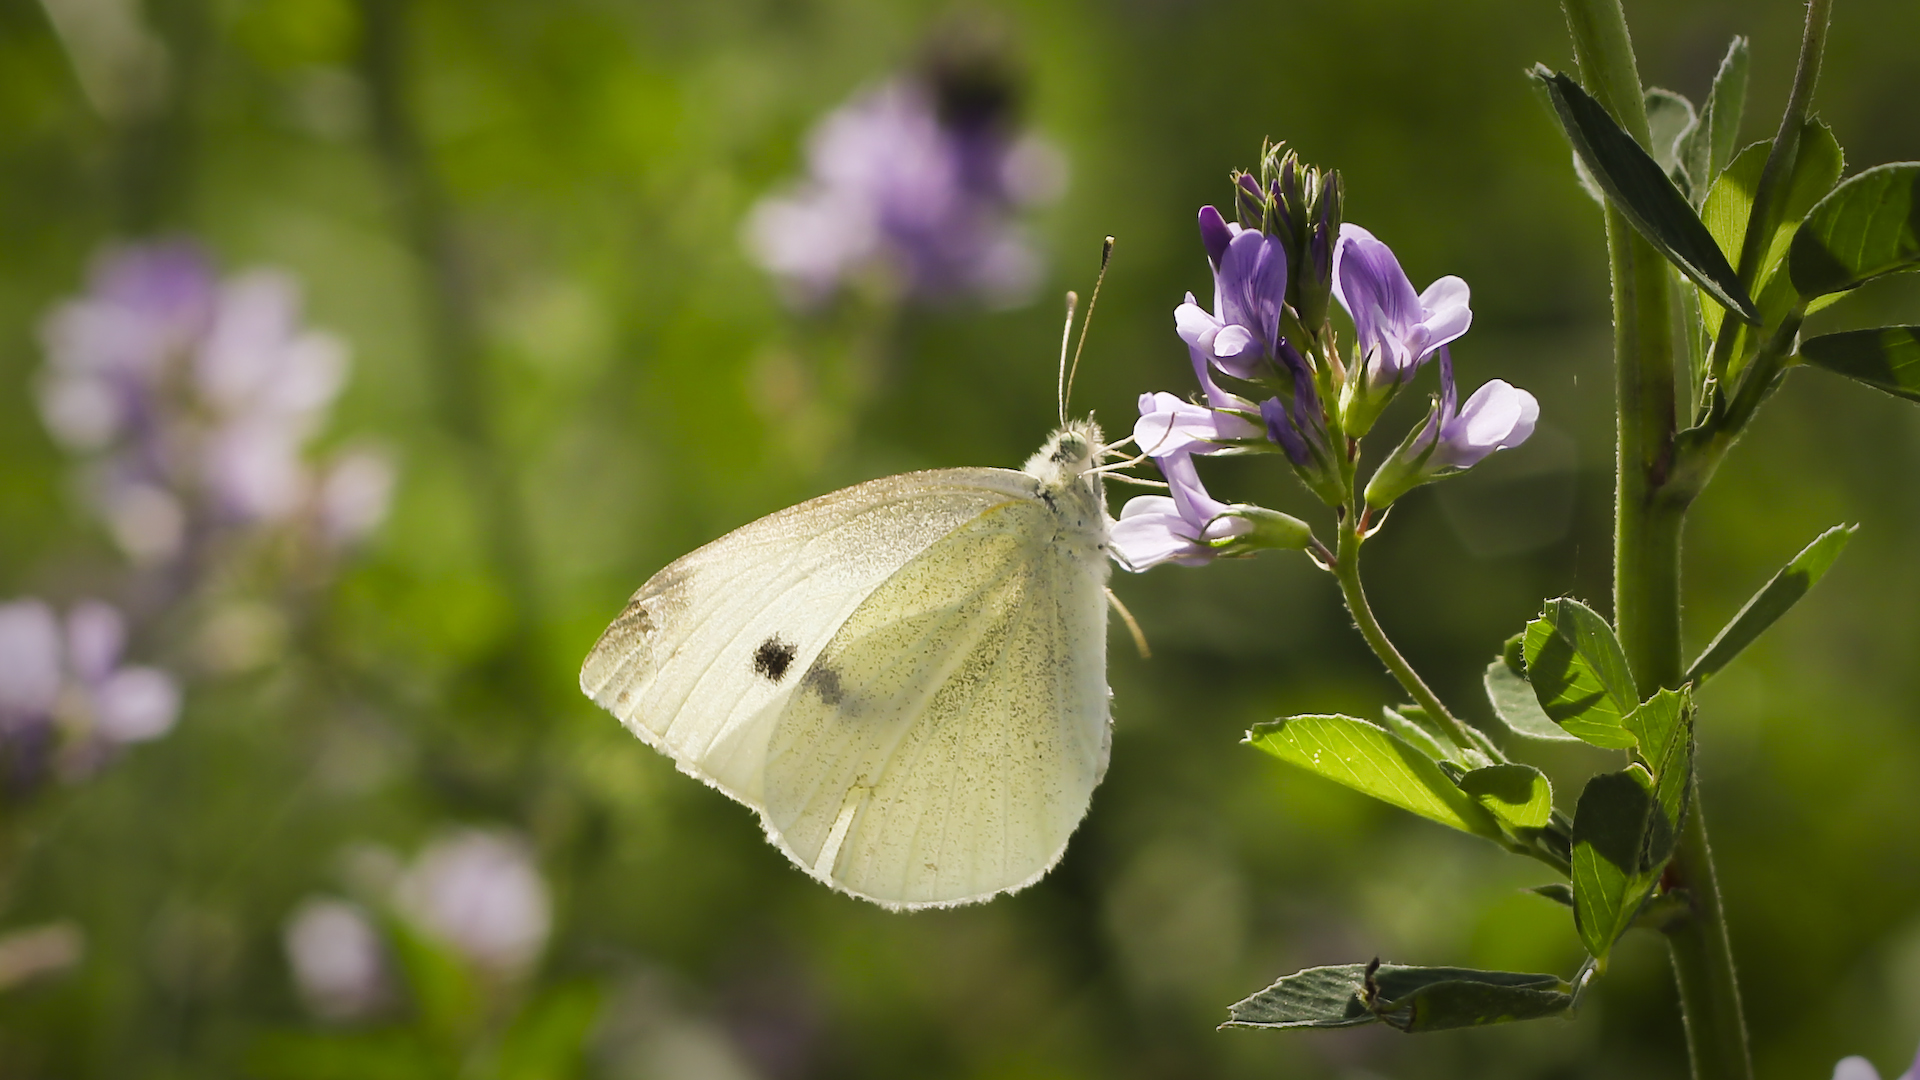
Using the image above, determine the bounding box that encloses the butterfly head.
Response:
[1024,418,1106,493]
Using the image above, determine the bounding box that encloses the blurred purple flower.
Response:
[1834,1043,1920,1080]
[1363,347,1539,508]
[284,898,386,1021]
[0,598,180,792]
[1333,224,1472,421]
[394,830,550,976]
[743,78,1063,308]
[36,242,390,564]
[1110,452,1252,572]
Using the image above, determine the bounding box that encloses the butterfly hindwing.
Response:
[761,484,1112,909]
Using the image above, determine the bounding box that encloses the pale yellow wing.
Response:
[757,494,1112,909]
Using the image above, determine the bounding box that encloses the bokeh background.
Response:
[3,0,1919,1077]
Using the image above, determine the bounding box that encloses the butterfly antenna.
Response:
[1063,236,1114,421]
[1056,290,1080,427]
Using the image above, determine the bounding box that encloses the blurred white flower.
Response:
[283,898,386,1021]
[394,830,550,976]
[319,449,396,545]
[1835,1043,1920,1080]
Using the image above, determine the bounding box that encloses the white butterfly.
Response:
[580,420,1119,910]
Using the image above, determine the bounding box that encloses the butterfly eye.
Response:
[1053,433,1090,463]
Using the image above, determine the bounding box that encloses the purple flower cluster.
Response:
[1109,150,1539,571]
[0,598,179,792]
[36,241,392,565]
[743,77,1064,308]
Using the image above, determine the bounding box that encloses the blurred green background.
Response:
[3,0,1919,1076]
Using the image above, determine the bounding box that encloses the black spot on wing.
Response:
[753,636,797,682]
[804,666,845,706]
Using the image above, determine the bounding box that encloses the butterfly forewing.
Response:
[580,468,1047,806]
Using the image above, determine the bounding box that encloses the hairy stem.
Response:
[1332,517,1473,751]
[1562,2,1753,1078]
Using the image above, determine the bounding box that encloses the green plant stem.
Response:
[1563,3,1752,1078]
[1331,517,1473,752]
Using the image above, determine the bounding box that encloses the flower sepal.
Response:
[1204,503,1316,558]
[1362,397,1446,508]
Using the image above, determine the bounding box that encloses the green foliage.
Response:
[1531,65,1759,321]
[1698,122,1845,353]
[1569,689,1693,961]
[1800,327,1920,402]
[1522,599,1640,749]
[1790,163,1920,297]
[1246,715,1502,840]
[1224,962,1572,1032]
[1687,524,1855,683]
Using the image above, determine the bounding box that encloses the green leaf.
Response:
[1381,704,1452,763]
[1224,962,1572,1032]
[1570,768,1659,959]
[1530,66,1758,321]
[497,982,602,1080]
[1458,764,1554,829]
[1530,883,1576,908]
[1699,122,1844,346]
[1801,327,1920,403]
[1246,715,1502,839]
[384,918,480,1048]
[1790,162,1920,297]
[1522,599,1639,749]
[1643,88,1697,181]
[1484,648,1581,743]
[1623,687,1693,860]
[1679,37,1750,205]
[1686,524,1855,683]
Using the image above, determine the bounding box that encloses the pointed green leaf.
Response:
[1680,37,1750,205]
[1801,328,1920,403]
[1686,524,1856,683]
[1458,764,1554,829]
[1699,121,1844,347]
[1570,768,1659,959]
[1522,599,1639,749]
[1530,883,1576,908]
[1246,715,1502,839]
[1790,162,1920,297]
[1224,963,1571,1032]
[1530,66,1758,321]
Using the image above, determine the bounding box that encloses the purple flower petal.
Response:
[1435,379,1539,469]
[92,666,179,743]
[0,601,62,726]
[1197,205,1234,269]
[65,602,125,685]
